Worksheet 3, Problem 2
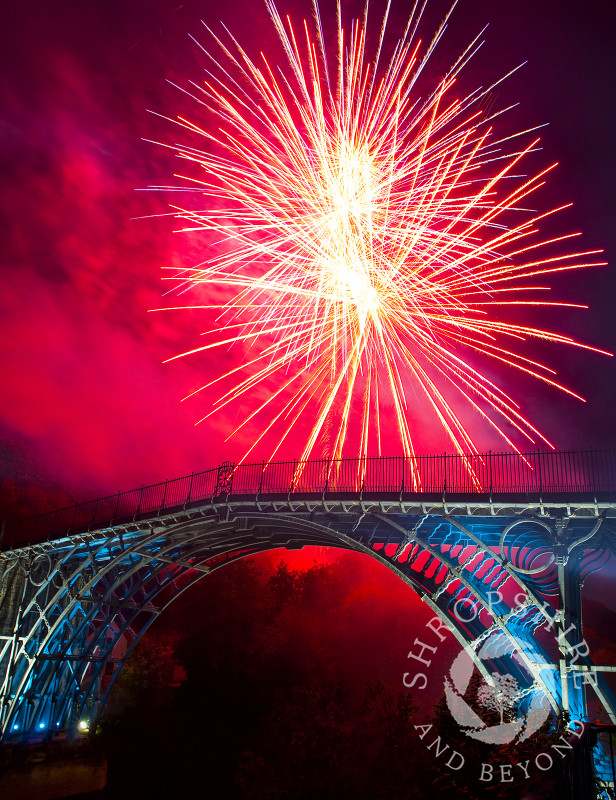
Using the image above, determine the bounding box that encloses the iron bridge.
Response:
[1,449,616,789]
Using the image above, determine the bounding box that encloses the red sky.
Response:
[1,0,615,513]
[1,2,615,743]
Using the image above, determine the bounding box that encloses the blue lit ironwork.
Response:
[1,449,615,798]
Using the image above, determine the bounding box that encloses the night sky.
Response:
[1,5,616,792]
[1,0,615,510]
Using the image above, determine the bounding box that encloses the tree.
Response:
[99,557,429,799]
[476,673,519,724]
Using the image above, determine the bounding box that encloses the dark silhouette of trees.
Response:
[99,558,430,799]
[98,557,570,799]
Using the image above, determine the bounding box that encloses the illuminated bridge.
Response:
[2,449,616,788]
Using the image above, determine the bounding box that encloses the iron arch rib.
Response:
[1,488,615,740]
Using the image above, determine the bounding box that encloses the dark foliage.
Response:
[97,559,431,798]
[95,558,567,799]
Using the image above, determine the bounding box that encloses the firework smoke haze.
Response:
[151,0,610,485]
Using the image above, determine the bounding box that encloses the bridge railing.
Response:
[10,449,616,545]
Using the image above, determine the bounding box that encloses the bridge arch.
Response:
[2,491,615,742]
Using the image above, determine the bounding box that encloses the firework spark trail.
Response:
[151,0,610,488]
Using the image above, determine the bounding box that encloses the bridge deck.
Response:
[5,449,616,548]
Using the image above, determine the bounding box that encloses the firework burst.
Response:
[151,0,609,487]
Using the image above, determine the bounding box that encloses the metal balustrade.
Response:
[10,449,616,544]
